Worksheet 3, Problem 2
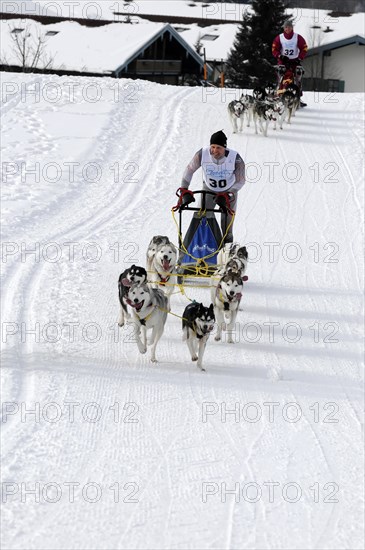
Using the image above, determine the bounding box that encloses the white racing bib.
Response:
[201,147,237,192]
[279,33,300,59]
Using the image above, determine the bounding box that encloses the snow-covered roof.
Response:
[1,3,364,65]
[0,18,206,74]
[288,9,365,49]
[176,23,238,62]
[0,0,247,22]
[179,9,365,62]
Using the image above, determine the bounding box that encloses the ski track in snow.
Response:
[1,73,364,550]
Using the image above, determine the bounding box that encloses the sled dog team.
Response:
[228,83,300,137]
[118,237,248,370]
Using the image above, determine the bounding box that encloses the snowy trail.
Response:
[1,74,364,550]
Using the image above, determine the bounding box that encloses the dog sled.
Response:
[275,63,305,103]
[172,189,234,285]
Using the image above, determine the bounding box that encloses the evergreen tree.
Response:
[225,0,288,88]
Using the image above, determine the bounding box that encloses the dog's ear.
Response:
[197,302,204,315]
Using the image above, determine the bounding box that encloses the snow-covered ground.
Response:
[1,73,364,549]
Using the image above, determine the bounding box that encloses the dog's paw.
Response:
[150,357,158,363]
[214,335,221,341]
[191,355,198,362]
[138,345,147,354]
[197,364,206,372]
[118,321,124,327]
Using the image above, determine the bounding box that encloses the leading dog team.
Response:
[118,125,248,371]
[118,238,248,371]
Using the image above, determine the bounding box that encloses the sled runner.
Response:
[172,190,234,285]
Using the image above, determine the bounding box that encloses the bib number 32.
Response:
[209,178,227,188]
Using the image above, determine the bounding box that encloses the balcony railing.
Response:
[136,59,182,74]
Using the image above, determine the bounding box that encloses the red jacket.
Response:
[272,30,308,61]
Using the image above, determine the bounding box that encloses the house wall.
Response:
[323,43,364,92]
[303,43,365,92]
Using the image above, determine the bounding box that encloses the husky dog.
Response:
[118,265,148,326]
[282,84,300,122]
[271,98,286,130]
[211,270,244,343]
[182,302,215,371]
[128,283,168,362]
[217,243,248,277]
[240,93,254,127]
[228,99,245,133]
[150,241,177,299]
[253,101,277,137]
[146,235,170,272]
[252,87,266,101]
[265,83,277,100]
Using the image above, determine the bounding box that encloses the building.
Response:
[0,18,210,84]
[302,35,365,92]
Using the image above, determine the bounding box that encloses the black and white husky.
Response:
[217,243,248,277]
[128,283,168,362]
[253,101,277,137]
[118,264,148,326]
[182,302,215,371]
[211,270,244,343]
[281,84,300,123]
[146,235,170,272]
[228,99,245,133]
[149,240,177,299]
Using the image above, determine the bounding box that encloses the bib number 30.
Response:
[209,178,227,188]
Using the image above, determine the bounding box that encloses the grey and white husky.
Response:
[128,283,168,362]
[211,270,244,343]
[227,99,245,133]
[149,240,177,300]
[146,235,170,272]
[217,243,248,277]
[182,302,215,371]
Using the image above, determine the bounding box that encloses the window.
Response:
[11,28,24,34]
[201,34,218,41]
[46,31,59,36]
[327,79,341,92]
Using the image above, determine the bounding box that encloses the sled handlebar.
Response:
[173,189,235,214]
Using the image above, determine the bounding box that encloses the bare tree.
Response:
[306,23,341,89]
[9,24,54,72]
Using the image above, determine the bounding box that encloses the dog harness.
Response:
[157,273,170,286]
[136,304,157,326]
[216,285,242,311]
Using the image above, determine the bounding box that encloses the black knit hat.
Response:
[210,130,227,147]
